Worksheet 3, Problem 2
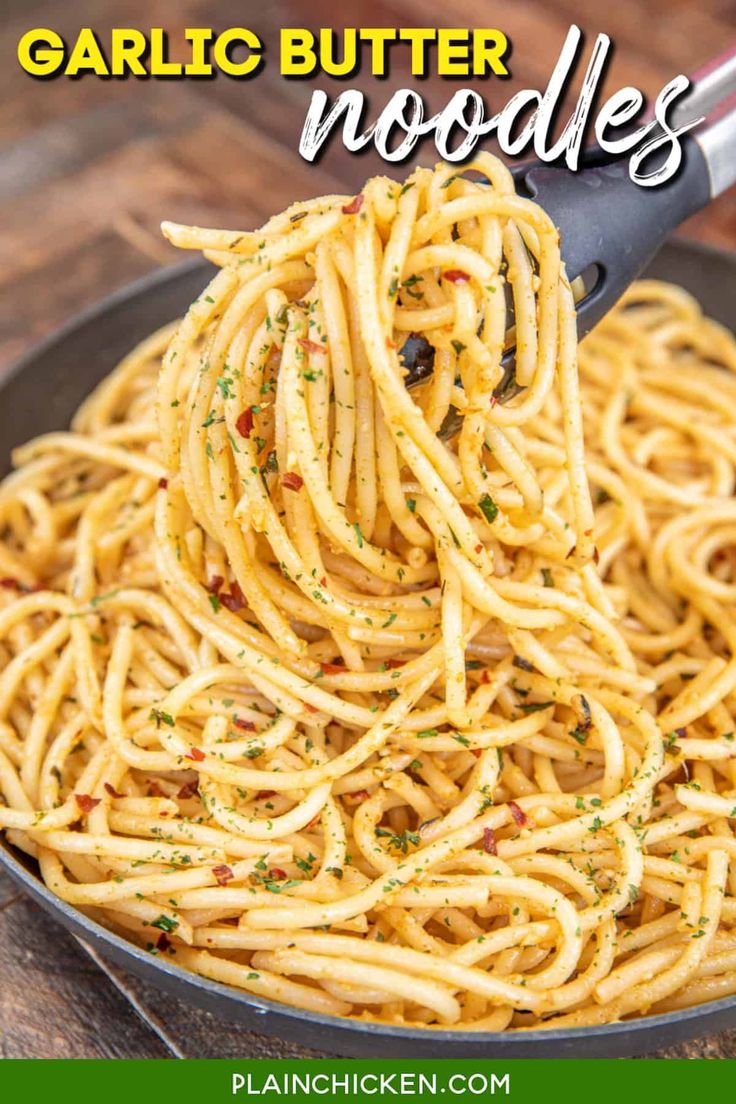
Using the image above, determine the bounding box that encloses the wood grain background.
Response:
[1,0,736,1059]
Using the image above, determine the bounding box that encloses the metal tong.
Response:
[402,47,736,424]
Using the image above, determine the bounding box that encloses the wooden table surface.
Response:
[1,0,736,1060]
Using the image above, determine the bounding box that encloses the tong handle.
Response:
[680,46,736,118]
[678,45,736,199]
[511,47,736,341]
[406,46,736,426]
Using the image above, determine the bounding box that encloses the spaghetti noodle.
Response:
[1,154,736,1030]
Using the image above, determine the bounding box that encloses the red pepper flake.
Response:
[303,701,318,713]
[158,477,168,489]
[257,790,276,799]
[593,546,600,565]
[282,471,304,493]
[148,781,166,797]
[320,576,327,588]
[480,670,491,684]
[443,269,471,284]
[206,575,224,595]
[341,194,364,215]
[212,863,234,886]
[482,827,498,855]
[268,867,288,881]
[156,932,171,952]
[220,580,246,612]
[297,337,325,356]
[236,408,254,439]
[386,658,405,669]
[509,800,528,827]
[0,578,19,590]
[75,793,101,813]
[177,780,199,800]
[475,544,483,554]
[345,789,370,804]
[234,718,256,732]
[320,661,345,675]
[471,748,482,759]
[103,783,124,799]
[185,747,206,762]
[565,544,577,560]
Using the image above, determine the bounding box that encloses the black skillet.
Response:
[0,237,734,1057]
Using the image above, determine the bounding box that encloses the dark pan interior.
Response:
[1,238,734,1057]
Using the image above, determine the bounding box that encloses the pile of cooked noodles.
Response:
[1,153,736,1030]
